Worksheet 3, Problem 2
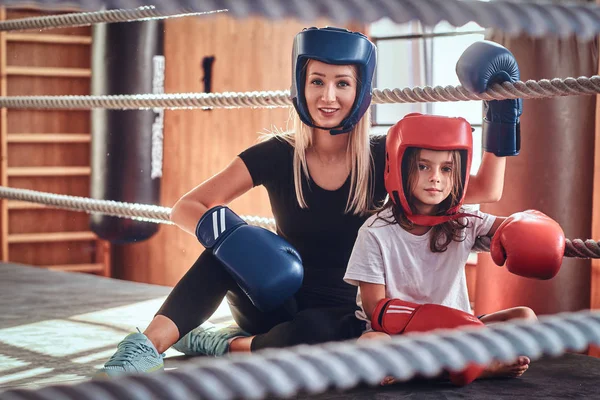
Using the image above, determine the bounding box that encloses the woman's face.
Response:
[303,60,357,129]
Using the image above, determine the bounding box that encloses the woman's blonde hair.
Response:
[262,106,374,215]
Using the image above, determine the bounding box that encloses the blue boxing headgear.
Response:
[291,27,377,135]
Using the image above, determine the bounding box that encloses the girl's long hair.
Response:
[374,147,468,252]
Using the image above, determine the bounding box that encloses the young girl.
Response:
[98,29,519,377]
[344,113,565,384]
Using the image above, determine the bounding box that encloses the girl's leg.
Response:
[479,306,537,325]
[357,331,398,385]
[479,306,536,378]
[357,331,391,341]
[480,356,530,379]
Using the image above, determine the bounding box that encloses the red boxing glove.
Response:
[371,298,486,386]
[491,210,565,280]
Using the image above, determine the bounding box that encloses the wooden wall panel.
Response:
[7,76,89,96]
[114,15,364,285]
[10,242,96,266]
[8,176,90,196]
[0,7,108,275]
[590,27,600,358]
[1,7,7,261]
[8,143,89,167]
[7,42,90,68]
[7,110,89,133]
[9,209,90,233]
[593,90,600,310]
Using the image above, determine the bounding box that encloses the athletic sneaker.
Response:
[95,332,164,377]
[173,324,249,357]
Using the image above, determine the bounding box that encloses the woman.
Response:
[98,27,510,377]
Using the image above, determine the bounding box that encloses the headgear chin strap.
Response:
[291,27,377,135]
[384,113,475,226]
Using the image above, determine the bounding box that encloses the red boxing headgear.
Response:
[384,113,473,226]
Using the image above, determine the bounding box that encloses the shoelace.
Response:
[190,327,227,354]
[105,341,151,366]
[188,330,211,353]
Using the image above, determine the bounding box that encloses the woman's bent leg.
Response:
[156,251,236,339]
[251,306,362,351]
[174,286,298,356]
[98,251,236,376]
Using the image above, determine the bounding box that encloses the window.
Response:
[369,19,486,174]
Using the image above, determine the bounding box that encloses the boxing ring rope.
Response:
[0,185,598,259]
[0,2,596,399]
[0,6,227,31]
[0,0,599,40]
[1,74,598,253]
[1,309,599,400]
[472,236,600,259]
[0,186,277,231]
[0,75,598,110]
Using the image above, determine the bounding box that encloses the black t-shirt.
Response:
[238,135,387,307]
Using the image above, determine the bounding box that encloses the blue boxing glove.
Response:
[196,205,303,311]
[456,40,522,157]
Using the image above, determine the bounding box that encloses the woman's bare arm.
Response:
[170,157,254,236]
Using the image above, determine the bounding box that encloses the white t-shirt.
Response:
[343,206,495,331]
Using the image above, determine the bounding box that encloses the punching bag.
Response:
[90,20,165,243]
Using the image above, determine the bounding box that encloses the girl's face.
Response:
[409,149,456,215]
[304,60,357,129]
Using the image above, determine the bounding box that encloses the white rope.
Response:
[1,76,599,110]
[1,185,599,258]
[1,309,599,400]
[0,6,227,31]
[0,186,277,231]
[0,1,598,40]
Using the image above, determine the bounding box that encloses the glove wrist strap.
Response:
[195,206,246,248]
[482,119,521,157]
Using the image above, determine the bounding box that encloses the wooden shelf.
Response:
[6,33,91,45]
[46,263,105,273]
[7,166,90,176]
[0,10,111,277]
[7,133,91,143]
[5,66,90,78]
[8,231,97,244]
